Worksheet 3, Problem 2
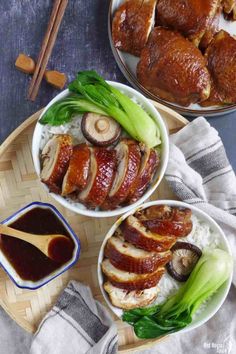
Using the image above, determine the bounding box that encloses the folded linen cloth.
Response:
[30,281,118,354]
[165,116,236,285]
[139,117,236,354]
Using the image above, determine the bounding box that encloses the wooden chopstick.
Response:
[28,0,68,101]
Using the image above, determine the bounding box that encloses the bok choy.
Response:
[40,71,161,148]
[123,249,233,339]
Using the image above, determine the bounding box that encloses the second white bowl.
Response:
[98,200,232,334]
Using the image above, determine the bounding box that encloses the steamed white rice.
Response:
[40,114,85,150]
[154,214,221,306]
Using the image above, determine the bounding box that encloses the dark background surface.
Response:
[0,0,235,170]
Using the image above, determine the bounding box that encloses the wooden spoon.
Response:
[0,224,73,262]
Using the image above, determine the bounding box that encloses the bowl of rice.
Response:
[32,82,169,217]
[98,200,233,335]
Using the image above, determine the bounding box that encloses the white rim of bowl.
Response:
[32,82,169,218]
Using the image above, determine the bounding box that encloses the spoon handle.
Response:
[0,224,37,243]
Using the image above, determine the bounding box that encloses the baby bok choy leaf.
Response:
[39,96,108,126]
[69,71,161,148]
[39,70,161,147]
[123,249,233,339]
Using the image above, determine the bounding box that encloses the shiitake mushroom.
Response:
[81,113,122,146]
[167,242,202,282]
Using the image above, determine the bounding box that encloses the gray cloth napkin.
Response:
[140,117,236,354]
[165,116,236,285]
[30,281,118,354]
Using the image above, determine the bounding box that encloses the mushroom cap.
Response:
[166,241,202,282]
[81,113,122,147]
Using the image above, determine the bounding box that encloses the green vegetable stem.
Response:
[40,71,161,148]
[123,249,233,339]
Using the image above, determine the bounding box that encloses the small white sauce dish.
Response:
[32,82,169,218]
[0,201,80,290]
[98,200,233,335]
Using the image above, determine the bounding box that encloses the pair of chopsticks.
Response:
[28,0,68,101]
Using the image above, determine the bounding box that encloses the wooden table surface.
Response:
[0,0,235,170]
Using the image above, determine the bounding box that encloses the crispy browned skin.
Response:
[41,135,73,194]
[102,259,165,290]
[102,139,141,210]
[200,4,222,50]
[136,205,193,237]
[112,0,157,56]
[222,0,236,14]
[120,215,177,252]
[137,27,211,106]
[202,30,236,106]
[104,236,172,274]
[62,144,90,196]
[137,205,192,221]
[156,0,220,47]
[79,148,116,208]
[109,268,165,290]
[126,147,159,204]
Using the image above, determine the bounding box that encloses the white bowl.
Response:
[98,200,233,335]
[32,82,169,218]
[0,202,80,289]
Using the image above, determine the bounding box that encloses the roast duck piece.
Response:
[41,136,159,209]
[41,134,73,194]
[156,0,221,48]
[112,0,157,56]
[222,0,236,20]
[201,30,236,106]
[112,0,236,106]
[102,205,193,309]
[137,27,211,106]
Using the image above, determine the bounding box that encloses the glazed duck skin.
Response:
[102,258,165,290]
[62,144,90,196]
[127,147,159,204]
[200,4,221,50]
[102,139,141,210]
[120,215,177,252]
[137,27,211,106]
[79,148,116,208]
[136,205,193,237]
[41,134,73,194]
[156,0,220,47]
[136,205,192,222]
[104,235,172,274]
[112,0,157,56]
[202,30,236,105]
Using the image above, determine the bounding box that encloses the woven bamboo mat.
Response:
[0,102,188,352]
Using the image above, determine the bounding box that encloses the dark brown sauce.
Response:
[0,207,75,281]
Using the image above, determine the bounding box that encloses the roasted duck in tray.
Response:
[156,0,221,47]
[112,0,236,107]
[137,27,211,106]
[202,30,236,106]
[112,0,157,56]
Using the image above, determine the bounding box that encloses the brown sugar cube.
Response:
[44,70,67,90]
[15,53,36,74]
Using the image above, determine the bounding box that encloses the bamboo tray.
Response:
[0,102,188,352]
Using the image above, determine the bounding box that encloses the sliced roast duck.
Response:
[40,135,159,209]
[41,134,73,194]
[102,205,193,309]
